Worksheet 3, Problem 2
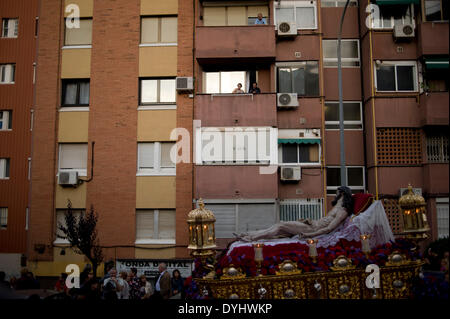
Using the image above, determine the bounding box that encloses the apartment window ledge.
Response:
[59,107,89,112]
[0,82,15,85]
[138,105,177,110]
[0,177,10,180]
[135,239,175,245]
[139,43,177,47]
[279,163,321,167]
[136,172,176,177]
[0,129,12,132]
[53,239,70,246]
[62,45,92,49]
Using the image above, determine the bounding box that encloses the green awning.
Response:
[375,0,419,5]
[425,58,449,70]
[278,138,321,144]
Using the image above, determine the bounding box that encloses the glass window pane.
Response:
[327,168,340,187]
[160,79,176,103]
[161,17,177,43]
[305,62,319,96]
[292,67,305,96]
[159,210,175,239]
[342,41,358,59]
[79,82,90,105]
[278,68,292,93]
[161,142,175,168]
[276,8,295,23]
[325,103,339,121]
[396,65,415,91]
[323,40,337,59]
[345,103,361,121]
[298,144,310,163]
[347,167,363,186]
[141,80,158,103]
[138,143,154,169]
[141,18,158,43]
[376,65,396,91]
[221,71,246,94]
[204,72,220,93]
[296,7,315,28]
[425,1,442,21]
[65,19,92,45]
[136,210,154,239]
[60,144,88,170]
[282,144,298,163]
[64,83,77,105]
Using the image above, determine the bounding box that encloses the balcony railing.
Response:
[426,136,449,163]
[279,199,324,222]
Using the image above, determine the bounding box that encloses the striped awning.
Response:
[424,58,449,70]
[278,138,321,144]
[375,0,419,5]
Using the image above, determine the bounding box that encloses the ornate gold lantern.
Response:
[187,199,217,258]
[399,184,430,240]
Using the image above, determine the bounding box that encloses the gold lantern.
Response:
[399,184,430,240]
[187,198,217,258]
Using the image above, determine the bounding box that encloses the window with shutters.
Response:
[0,158,10,179]
[2,18,19,38]
[137,142,176,175]
[135,209,175,244]
[0,64,15,84]
[141,16,177,44]
[326,166,365,195]
[0,208,7,229]
[203,5,269,26]
[436,198,449,239]
[55,209,83,243]
[58,144,88,176]
[64,18,92,46]
[377,128,422,165]
[0,110,12,130]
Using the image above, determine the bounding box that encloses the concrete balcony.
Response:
[195,25,276,63]
[420,92,449,126]
[194,93,277,127]
[418,22,449,56]
[195,166,278,199]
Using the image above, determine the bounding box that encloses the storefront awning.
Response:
[278,138,321,144]
[375,0,419,5]
[424,58,449,70]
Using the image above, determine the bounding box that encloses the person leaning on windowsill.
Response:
[254,13,267,25]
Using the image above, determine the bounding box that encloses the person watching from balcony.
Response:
[232,83,245,94]
[254,13,267,25]
[249,82,261,94]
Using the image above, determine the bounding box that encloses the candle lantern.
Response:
[307,239,318,262]
[187,199,217,258]
[360,234,371,256]
[253,243,264,276]
[399,185,430,240]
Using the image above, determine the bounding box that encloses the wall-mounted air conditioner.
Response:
[176,77,194,92]
[277,22,297,37]
[393,23,415,39]
[280,167,301,181]
[58,171,78,186]
[277,93,298,108]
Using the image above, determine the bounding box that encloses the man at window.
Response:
[254,13,267,25]
[249,82,261,94]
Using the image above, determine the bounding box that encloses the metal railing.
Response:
[427,136,449,163]
[279,199,324,221]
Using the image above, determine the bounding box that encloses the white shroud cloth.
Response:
[227,200,395,255]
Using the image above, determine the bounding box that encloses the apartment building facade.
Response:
[0,0,447,280]
[0,0,38,276]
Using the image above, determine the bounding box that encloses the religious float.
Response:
[185,185,430,299]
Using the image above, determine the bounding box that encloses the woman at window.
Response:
[232,83,245,94]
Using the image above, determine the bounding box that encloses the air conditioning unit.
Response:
[280,167,301,181]
[176,77,194,92]
[277,22,297,37]
[399,187,422,197]
[277,93,298,108]
[393,23,415,39]
[58,171,78,186]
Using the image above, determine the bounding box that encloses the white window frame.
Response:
[0,64,15,84]
[436,197,449,239]
[139,78,176,108]
[0,158,10,179]
[195,127,278,166]
[324,101,363,131]
[322,39,361,68]
[374,61,418,93]
[135,209,176,244]
[274,0,318,30]
[326,166,366,195]
[2,18,18,38]
[202,71,250,94]
[0,110,12,130]
[137,142,176,176]
[275,61,320,96]
[321,0,358,7]
[278,142,322,166]
[58,144,88,177]
[370,3,415,30]
[0,207,7,229]
[140,16,178,46]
